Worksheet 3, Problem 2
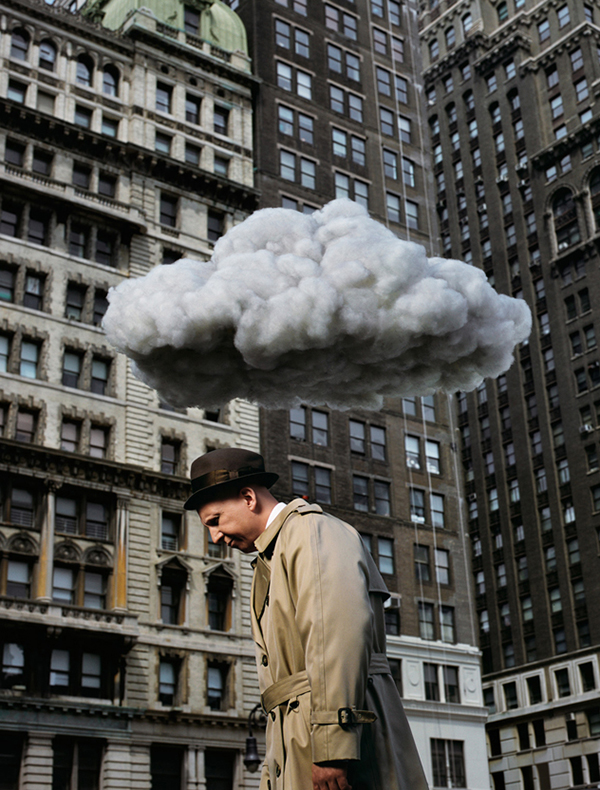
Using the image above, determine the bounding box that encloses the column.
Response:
[103,741,131,790]
[112,497,130,612]
[35,480,60,601]
[21,732,53,790]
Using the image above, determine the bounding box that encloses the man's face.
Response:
[198,493,261,553]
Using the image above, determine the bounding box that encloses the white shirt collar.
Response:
[265,501,286,530]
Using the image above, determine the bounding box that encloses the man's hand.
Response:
[312,761,352,790]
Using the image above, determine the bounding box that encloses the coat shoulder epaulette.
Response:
[295,501,323,515]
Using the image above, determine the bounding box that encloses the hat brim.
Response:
[184,471,279,511]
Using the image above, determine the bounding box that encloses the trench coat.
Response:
[250,498,429,790]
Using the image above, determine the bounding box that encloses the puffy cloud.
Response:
[103,199,531,409]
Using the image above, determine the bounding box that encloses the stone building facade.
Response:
[0,0,264,787]
[229,1,490,787]
[420,0,600,788]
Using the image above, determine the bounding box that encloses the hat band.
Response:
[190,465,263,494]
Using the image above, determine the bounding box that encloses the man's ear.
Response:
[239,486,259,511]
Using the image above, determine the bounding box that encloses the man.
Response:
[185,448,428,790]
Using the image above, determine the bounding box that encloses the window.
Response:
[538,19,550,42]
[290,407,306,440]
[7,560,30,597]
[207,661,229,710]
[431,740,465,788]
[155,132,171,155]
[159,659,178,705]
[373,28,388,54]
[380,107,394,136]
[160,194,177,227]
[410,489,425,522]
[425,440,440,474]
[315,467,332,505]
[161,440,180,475]
[213,105,229,135]
[387,193,400,223]
[10,28,29,60]
[185,143,201,166]
[7,80,26,104]
[445,26,456,48]
[378,538,394,574]
[431,494,445,528]
[161,512,181,551]
[207,570,232,631]
[375,481,391,516]
[102,65,119,96]
[371,426,386,460]
[419,601,435,640]
[19,341,39,379]
[402,158,415,187]
[156,82,172,114]
[291,461,309,498]
[406,201,418,230]
[429,39,439,61]
[557,4,570,27]
[424,663,439,700]
[384,150,398,179]
[440,606,455,642]
[435,549,449,584]
[353,475,369,512]
[151,746,183,790]
[214,156,229,176]
[415,545,430,581]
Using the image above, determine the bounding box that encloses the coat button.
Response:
[262,655,268,666]
[289,699,299,709]
[275,764,281,777]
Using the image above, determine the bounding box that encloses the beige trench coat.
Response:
[250,499,429,790]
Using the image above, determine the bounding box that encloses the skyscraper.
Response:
[420,0,600,785]
[0,0,263,786]
[231,1,489,786]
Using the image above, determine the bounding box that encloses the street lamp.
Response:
[243,703,264,773]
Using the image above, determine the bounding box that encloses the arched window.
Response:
[446,102,457,124]
[463,90,475,111]
[589,169,600,229]
[462,13,472,34]
[489,102,501,124]
[445,26,456,48]
[553,189,580,251]
[429,38,440,61]
[429,115,440,137]
[497,1,508,22]
[76,55,93,87]
[39,40,56,71]
[508,89,520,111]
[102,65,119,97]
[10,28,29,61]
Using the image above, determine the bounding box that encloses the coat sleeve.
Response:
[283,512,374,763]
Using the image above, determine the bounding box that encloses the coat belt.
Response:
[261,652,390,714]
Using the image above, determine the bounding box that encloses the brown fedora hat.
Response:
[184,448,279,511]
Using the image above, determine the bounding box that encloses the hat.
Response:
[184,448,279,511]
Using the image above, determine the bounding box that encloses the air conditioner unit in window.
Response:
[496,174,508,184]
[384,594,401,609]
[477,203,487,213]
[468,493,477,502]
[579,424,594,434]
[518,179,529,188]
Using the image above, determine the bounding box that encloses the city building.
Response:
[420,0,600,787]
[230,1,489,787]
[0,0,264,787]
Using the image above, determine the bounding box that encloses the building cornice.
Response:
[0,99,260,213]
[0,437,191,501]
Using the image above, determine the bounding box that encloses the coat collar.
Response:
[255,498,321,555]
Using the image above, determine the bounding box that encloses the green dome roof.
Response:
[88,0,248,55]
[202,0,247,54]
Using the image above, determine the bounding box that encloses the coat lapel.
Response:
[251,499,306,625]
